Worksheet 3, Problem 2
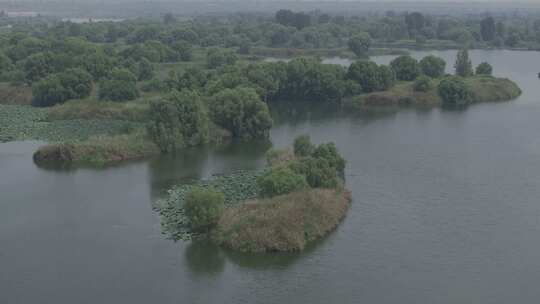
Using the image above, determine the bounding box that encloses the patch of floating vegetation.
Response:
[0,104,142,143]
[156,170,264,241]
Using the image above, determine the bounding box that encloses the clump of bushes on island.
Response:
[346,50,521,109]
[157,135,351,252]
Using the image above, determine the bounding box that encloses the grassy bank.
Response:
[345,76,521,110]
[0,83,32,105]
[213,188,351,252]
[33,132,159,166]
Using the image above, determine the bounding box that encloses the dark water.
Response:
[2,50,540,303]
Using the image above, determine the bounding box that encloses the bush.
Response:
[210,87,272,139]
[390,55,420,81]
[438,76,472,105]
[347,61,395,93]
[454,49,473,77]
[312,142,346,173]
[32,68,93,107]
[289,157,340,188]
[32,75,68,107]
[147,90,209,152]
[184,187,225,231]
[476,62,493,75]
[348,32,371,57]
[257,167,309,197]
[98,68,139,102]
[294,135,315,157]
[419,55,446,78]
[207,48,238,69]
[413,75,433,92]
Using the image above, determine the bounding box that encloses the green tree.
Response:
[23,52,55,83]
[294,135,315,157]
[257,167,309,197]
[0,51,13,72]
[184,187,225,231]
[347,61,394,92]
[147,90,209,152]
[58,68,93,99]
[476,62,493,75]
[454,49,474,77]
[419,55,446,78]
[207,48,238,69]
[312,142,346,173]
[31,75,68,107]
[348,32,372,57]
[390,55,421,81]
[413,75,432,92]
[210,88,273,139]
[98,68,139,102]
[438,76,472,105]
[137,57,154,81]
[289,157,339,188]
[480,17,496,41]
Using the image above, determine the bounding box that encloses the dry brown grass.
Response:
[213,188,351,252]
[0,83,32,105]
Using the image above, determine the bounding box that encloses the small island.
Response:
[157,135,351,252]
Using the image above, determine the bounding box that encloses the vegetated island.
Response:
[157,135,351,252]
[344,49,521,110]
[0,11,522,166]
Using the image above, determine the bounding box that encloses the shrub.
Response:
[98,68,139,102]
[438,76,472,105]
[476,62,493,75]
[454,49,473,77]
[347,61,395,93]
[289,157,340,188]
[184,187,225,231]
[257,167,309,197]
[207,48,238,69]
[419,55,446,78]
[390,55,420,81]
[312,143,346,173]
[210,87,272,139]
[348,32,371,57]
[32,75,68,107]
[147,90,209,152]
[294,135,315,157]
[413,75,433,92]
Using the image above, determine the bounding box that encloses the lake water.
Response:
[2,50,540,303]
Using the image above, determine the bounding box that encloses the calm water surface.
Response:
[2,50,540,303]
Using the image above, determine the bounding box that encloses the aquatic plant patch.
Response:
[156,170,265,241]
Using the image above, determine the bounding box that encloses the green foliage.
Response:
[184,187,225,231]
[257,167,308,197]
[438,76,472,105]
[210,87,272,139]
[31,68,93,107]
[413,75,432,92]
[480,17,496,41]
[289,157,339,188]
[390,55,421,81]
[207,48,238,69]
[23,52,55,83]
[158,170,262,240]
[347,60,395,93]
[0,51,13,72]
[294,135,315,157]
[147,90,209,152]
[312,142,346,173]
[419,55,446,78]
[137,57,154,81]
[454,49,474,77]
[476,62,493,76]
[98,68,139,102]
[348,32,371,57]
